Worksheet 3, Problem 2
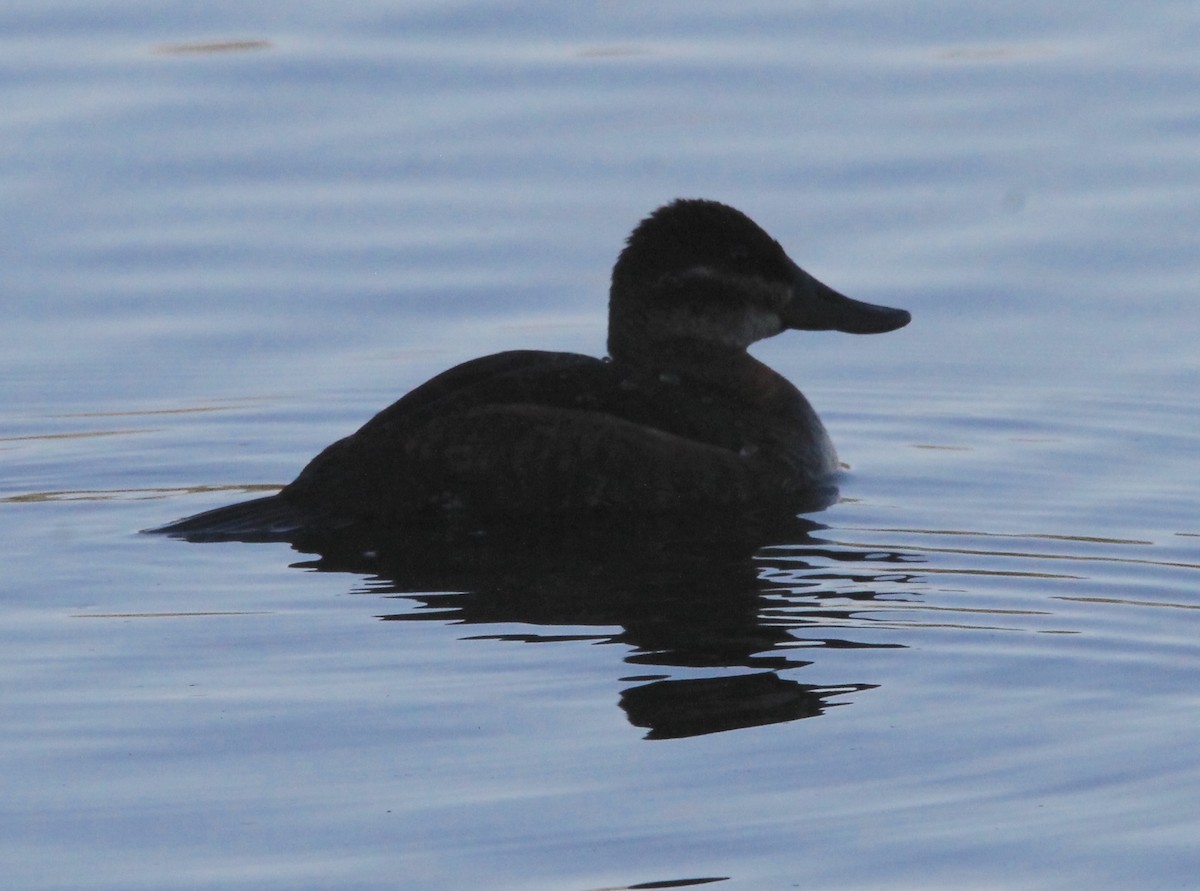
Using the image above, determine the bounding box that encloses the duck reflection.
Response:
[283,510,918,739]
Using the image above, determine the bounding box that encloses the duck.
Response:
[151,199,910,541]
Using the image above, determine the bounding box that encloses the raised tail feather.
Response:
[144,494,313,542]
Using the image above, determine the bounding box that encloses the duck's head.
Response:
[607,198,910,362]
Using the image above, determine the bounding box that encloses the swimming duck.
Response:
[152,199,910,540]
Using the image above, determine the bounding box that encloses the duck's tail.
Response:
[144,494,310,542]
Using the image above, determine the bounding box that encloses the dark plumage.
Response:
[150,199,910,541]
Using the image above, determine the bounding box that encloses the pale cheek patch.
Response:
[662,306,783,348]
[663,269,789,347]
[730,307,785,345]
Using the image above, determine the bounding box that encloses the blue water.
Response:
[4,2,1200,889]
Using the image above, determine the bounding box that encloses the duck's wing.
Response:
[280,348,772,522]
[394,402,773,518]
[275,350,616,523]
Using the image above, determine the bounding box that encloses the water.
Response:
[3,2,1200,889]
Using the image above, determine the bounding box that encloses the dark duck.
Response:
[152,199,910,541]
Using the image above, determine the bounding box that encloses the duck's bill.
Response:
[784,264,911,334]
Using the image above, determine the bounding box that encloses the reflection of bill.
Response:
[620,672,876,740]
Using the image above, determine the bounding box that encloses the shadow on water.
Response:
[273,509,923,739]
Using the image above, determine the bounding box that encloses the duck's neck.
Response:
[607,332,747,371]
[608,336,805,417]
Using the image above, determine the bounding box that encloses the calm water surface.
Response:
[3,2,1199,890]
